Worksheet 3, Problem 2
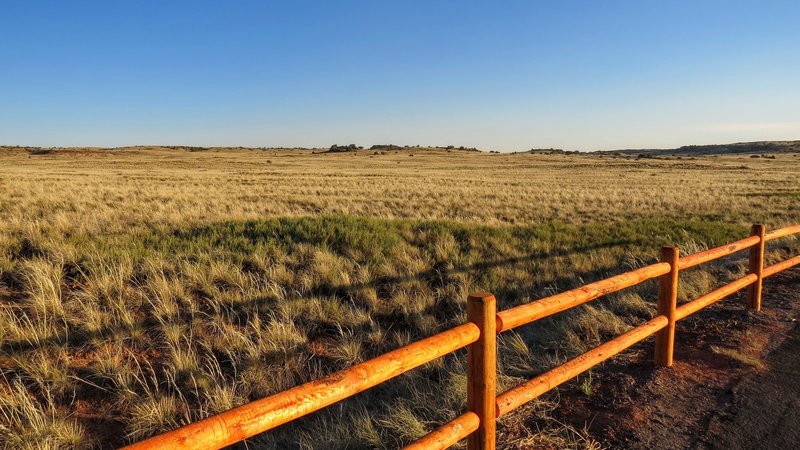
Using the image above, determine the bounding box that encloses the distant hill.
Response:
[601,140,800,156]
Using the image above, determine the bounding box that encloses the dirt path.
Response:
[555,268,800,449]
[698,322,800,449]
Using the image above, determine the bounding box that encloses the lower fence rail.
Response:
[404,412,480,450]
[764,254,800,278]
[496,315,668,417]
[125,223,800,450]
[675,273,758,320]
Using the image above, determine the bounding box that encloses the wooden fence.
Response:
[124,223,800,450]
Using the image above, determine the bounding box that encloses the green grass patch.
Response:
[138,215,747,262]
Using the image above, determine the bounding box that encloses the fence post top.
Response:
[752,223,766,232]
[660,246,680,257]
[468,292,496,303]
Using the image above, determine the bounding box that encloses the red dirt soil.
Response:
[554,268,800,449]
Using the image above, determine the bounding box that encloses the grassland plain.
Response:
[0,146,798,449]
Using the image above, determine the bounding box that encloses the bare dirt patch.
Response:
[553,268,800,449]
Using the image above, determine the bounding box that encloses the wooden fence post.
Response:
[747,224,766,311]
[655,246,679,367]
[467,292,496,450]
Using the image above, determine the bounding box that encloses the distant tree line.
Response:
[327,144,363,152]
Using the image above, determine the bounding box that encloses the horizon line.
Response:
[2,138,799,154]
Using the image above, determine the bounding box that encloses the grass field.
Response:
[0,146,798,449]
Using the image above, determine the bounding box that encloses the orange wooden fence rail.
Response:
[124,223,800,450]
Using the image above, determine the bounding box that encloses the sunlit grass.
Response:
[0,147,798,448]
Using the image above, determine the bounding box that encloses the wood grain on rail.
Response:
[765,224,800,242]
[678,236,760,270]
[403,412,480,450]
[122,323,480,450]
[763,255,800,278]
[495,315,668,417]
[675,274,758,320]
[496,263,670,332]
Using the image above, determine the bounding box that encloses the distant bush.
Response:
[369,144,403,151]
[328,144,362,153]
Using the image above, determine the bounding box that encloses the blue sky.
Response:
[1,1,799,151]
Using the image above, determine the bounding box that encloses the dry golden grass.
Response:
[0,146,798,449]
[1,146,798,233]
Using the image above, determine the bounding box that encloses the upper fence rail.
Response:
[124,223,800,450]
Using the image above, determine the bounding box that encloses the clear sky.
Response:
[2,1,799,151]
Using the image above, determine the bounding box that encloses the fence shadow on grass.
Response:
[0,237,644,356]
